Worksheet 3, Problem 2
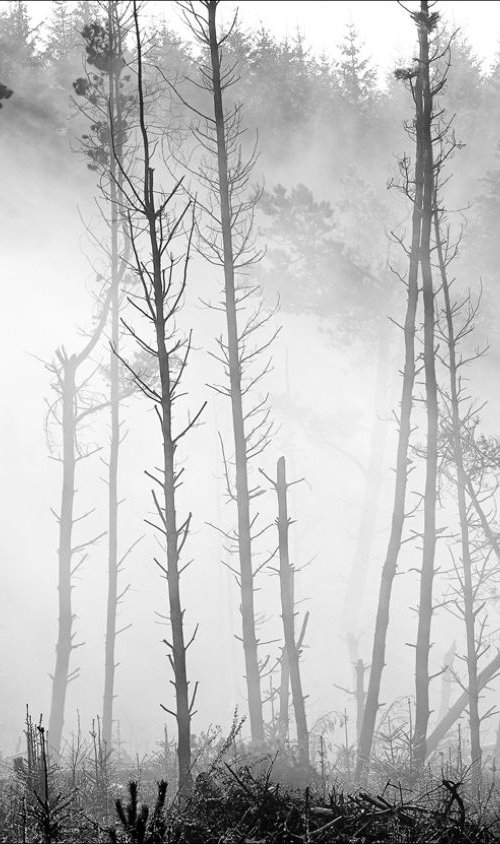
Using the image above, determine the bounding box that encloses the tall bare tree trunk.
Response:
[426,651,500,758]
[276,457,309,766]
[102,188,119,753]
[206,0,264,743]
[436,642,455,724]
[435,211,481,777]
[278,649,290,743]
[119,1,199,787]
[355,45,424,782]
[413,1,438,771]
[354,659,366,744]
[102,2,124,753]
[48,293,111,756]
[49,357,77,758]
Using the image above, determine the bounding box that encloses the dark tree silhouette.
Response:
[110,0,204,788]
[355,1,432,781]
[261,456,309,766]
[177,0,279,744]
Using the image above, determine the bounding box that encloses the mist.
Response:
[2,0,500,837]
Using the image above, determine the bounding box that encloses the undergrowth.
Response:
[2,710,500,842]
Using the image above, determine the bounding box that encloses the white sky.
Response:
[25,0,500,75]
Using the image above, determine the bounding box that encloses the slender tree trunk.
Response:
[435,211,481,777]
[157,316,191,787]
[132,2,192,786]
[102,5,124,751]
[354,659,366,744]
[102,171,120,753]
[425,651,500,758]
[276,457,309,766]
[343,332,390,633]
[413,2,438,770]
[207,0,264,743]
[278,648,290,743]
[355,42,424,780]
[494,716,500,765]
[465,478,500,562]
[49,357,77,758]
[47,273,111,757]
[436,641,455,724]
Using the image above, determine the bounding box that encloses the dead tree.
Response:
[112,0,203,788]
[261,457,309,766]
[176,0,279,743]
[412,0,440,772]
[433,181,500,778]
[74,0,134,752]
[426,651,500,758]
[46,288,111,758]
[101,0,130,757]
[420,379,500,763]
[354,6,426,781]
[435,219,483,777]
[356,0,447,779]
[436,641,455,724]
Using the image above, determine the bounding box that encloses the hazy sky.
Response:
[26,0,500,77]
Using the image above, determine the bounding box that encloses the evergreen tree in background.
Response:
[336,22,377,108]
[44,0,97,96]
[0,1,37,123]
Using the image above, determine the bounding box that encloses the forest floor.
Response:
[2,750,500,843]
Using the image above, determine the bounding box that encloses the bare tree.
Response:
[436,641,455,724]
[426,651,500,758]
[356,0,449,779]
[355,3,426,781]
[176,0,279,744]
[437,229,483,778]
[261,457,309,766]
[433,190,500,780]
[101,0,130,756]
[412,0,440,772]
[111,0,204,788]
[46,288,111,758]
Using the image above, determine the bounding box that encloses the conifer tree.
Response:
[336,22,377,107]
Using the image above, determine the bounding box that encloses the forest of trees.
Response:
[4,0,500,839]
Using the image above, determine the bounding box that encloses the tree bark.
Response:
[278,648,290,743]
[47,272,111,757]
[435,210,482,776]
[425,651,500,758]
[131,0,193,787]
[102,1,125,753]
[355,32,424,780]
[436,641,455,724]
[276,456,309,766]
[413,0,438,771]
[206,0,264,743]
[49,357,77,758]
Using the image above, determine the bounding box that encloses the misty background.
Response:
[1,0,500,766]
